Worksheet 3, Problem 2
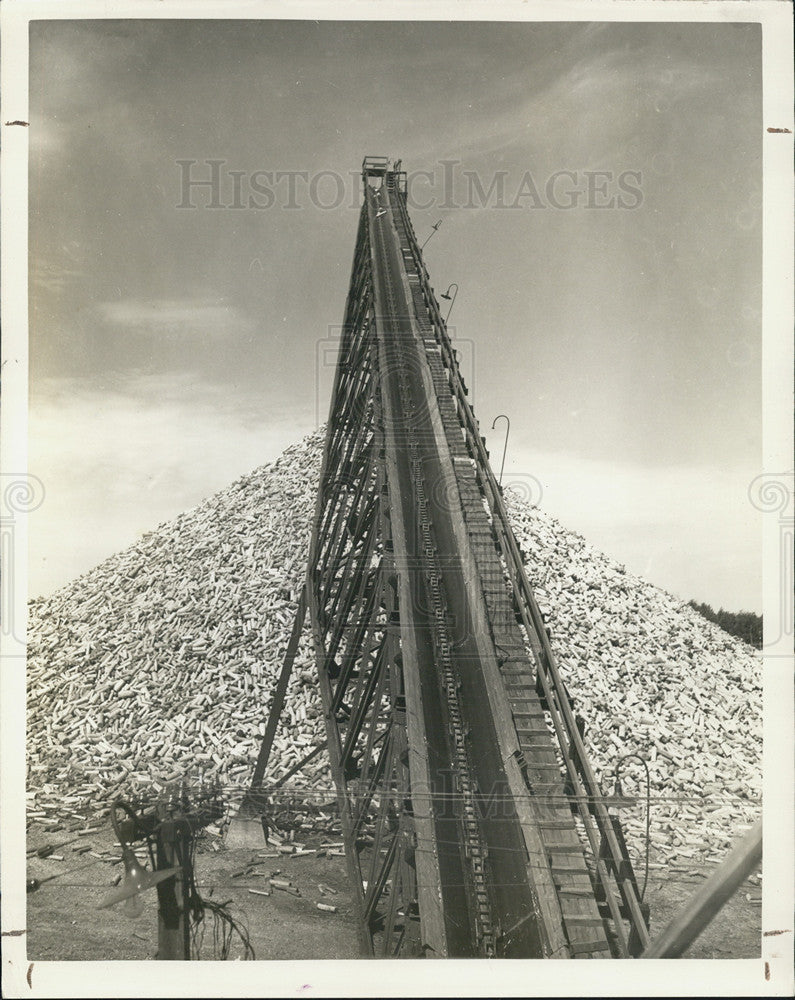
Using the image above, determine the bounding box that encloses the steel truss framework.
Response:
[264,157,650,959]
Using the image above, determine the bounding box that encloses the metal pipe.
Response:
[440,282,459,323]
[491,414,510,487]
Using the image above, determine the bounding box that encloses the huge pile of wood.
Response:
[26,429,761,865]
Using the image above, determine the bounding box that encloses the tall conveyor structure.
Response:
[245,157,651,959]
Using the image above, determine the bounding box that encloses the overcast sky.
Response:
[28,18,763,611]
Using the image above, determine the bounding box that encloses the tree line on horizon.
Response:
[688,600,763,649]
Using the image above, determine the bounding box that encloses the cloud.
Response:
[498,443,762,612]
[28,373,315,597]
[95,297,254,338]
[427,34,725,169]
[27,372,762,613]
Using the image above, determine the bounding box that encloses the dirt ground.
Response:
[24,821,761,963]
[24,822,359,962]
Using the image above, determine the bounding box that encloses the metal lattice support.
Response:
[247,156,651,959]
